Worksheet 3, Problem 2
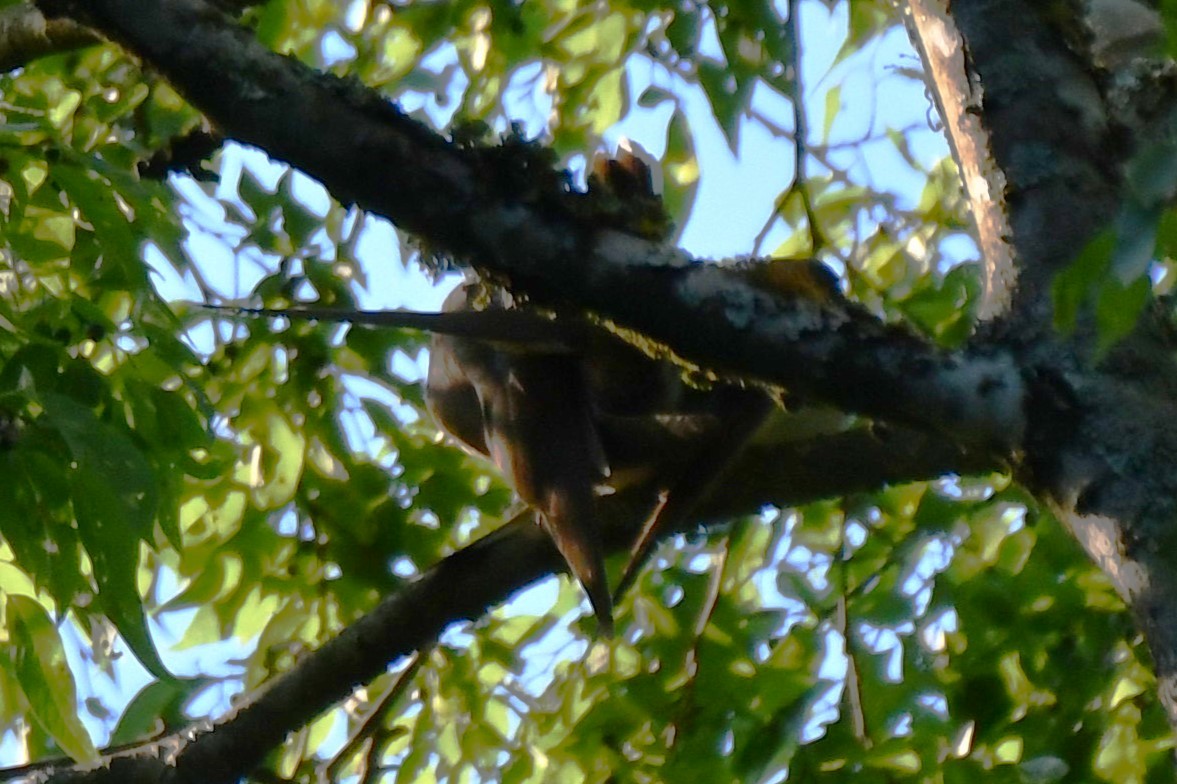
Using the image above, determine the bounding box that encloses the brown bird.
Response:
[213,257,841,634]
[426,283,615,636]
[423,266,837,633]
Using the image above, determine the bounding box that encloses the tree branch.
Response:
[947,0,1123,333]
[56,0,1026,453]
[902,0,1015,321]
[947,0,1177,732]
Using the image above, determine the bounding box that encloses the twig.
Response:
[320,650,426,783]
[836,508,870,747]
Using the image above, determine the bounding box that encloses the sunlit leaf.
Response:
[7,596,97,762]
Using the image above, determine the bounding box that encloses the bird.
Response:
[425,260,843,635]
[210,256,843,635]
[426,283,616,636]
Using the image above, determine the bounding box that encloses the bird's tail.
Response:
[543,491,613,638]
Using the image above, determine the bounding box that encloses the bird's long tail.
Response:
[543,488,613,638]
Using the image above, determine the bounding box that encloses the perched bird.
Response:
[222,254,843,636]
[426,283,615,635]
[425,259,843,634]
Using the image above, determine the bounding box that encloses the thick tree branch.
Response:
[947,0,1177,733]
[56,0,1026,453]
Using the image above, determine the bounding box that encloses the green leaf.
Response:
[1111,202,1161,284]
[7,596,98,762]
[237,167,280,222]
[110,677,208,745]
[46,88,81,129]
[559,11,628,63]
[40,393,171,680]
[901,264,981,345]
[41,392,157,539]
[277,171,323,248]
[662,110,698,241]
[0,562,38,600]
[637,86,673,108]
[1052,231,1114,333]
[1096,275,1151,355]
[1125,135,1177,207]
[821,84,842,143]
[583,68,626,136]
[665,8,700,58]
[247,408,306,510]
[71,465,172,681]
[698,61,752,152]
[52,161,145,287]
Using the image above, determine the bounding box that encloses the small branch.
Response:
[668,530,729,751]
[320,652,424,783]
[836,516,870,747]
[204,303,585,350]
[787,0,827,256]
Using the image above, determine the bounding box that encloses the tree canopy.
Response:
[1,0,1176,782]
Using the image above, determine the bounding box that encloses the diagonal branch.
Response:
[56,0,1027,453]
